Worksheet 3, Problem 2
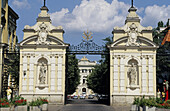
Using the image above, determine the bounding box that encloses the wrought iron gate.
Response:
[65,31,110,105]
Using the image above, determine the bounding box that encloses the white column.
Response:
[148,55,153,93]
[113,55,119,92]
[57,55,63,91]
[29,55,34,91]
[51,55,56,91]
[141,55,147,93]
[22,54,27,91]
[120,55,125,92]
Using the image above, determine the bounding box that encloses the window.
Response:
[89,69,92,73]
[82,69,87,73]
[83,79,86,84]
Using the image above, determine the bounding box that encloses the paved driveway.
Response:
[48,99,131,111]
[62,99,114,111]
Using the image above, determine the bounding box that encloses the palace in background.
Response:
[73,56,96,96]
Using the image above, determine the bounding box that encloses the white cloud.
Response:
[50,0,130,33]
[12,0,30,9]
[142,5,170,27]
[50,0,170,33]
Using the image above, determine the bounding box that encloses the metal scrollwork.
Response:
[68,40,107,54]
[67,30,109,55]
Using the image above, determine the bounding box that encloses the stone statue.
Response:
[126,23,139,46]
[39,62,46,84]
[37,23,49,45]
[128,63,137,85]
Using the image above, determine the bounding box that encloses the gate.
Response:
[65,31,110,104]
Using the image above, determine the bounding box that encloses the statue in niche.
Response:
[37,23,49,45]
[39,62,46,84]
[128,63,137,85]
[126,23,139,46]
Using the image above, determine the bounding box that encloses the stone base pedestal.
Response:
[15,105,27,111]
[20,93,64,104]
[0,107,10,111]
[40,104,48,111]
[30,106,41,111]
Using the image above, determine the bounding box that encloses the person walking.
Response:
[6,86,12,101]
[162,91,166,102]
[157,88,161,98]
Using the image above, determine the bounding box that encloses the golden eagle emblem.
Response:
[83,30,93,41]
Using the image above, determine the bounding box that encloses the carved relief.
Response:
[126,23,140,46]
[36,23,49,45]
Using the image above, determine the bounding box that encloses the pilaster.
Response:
[22,53,27,91]
[148,55,154,93]
[50,54,56,92]
[29,54,35,91]
[57,55,63,92]
[120,55,125,92]
[113,55,119,92]
[141,55,147,93]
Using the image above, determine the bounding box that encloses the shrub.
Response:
[12,96,27,106]
[29,98,48,106]
[40,98,48,104]
[156,98,164,104]
[0,98,10,107]
[132,96,170,109]
[133,97,140,105]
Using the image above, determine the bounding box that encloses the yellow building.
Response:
[0,0,19,97]
[19,3,68,104]
[108,6,158,105]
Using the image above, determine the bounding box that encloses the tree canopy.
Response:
[67,54,80,94]
[153,21,170,84]
[87,37,111,94]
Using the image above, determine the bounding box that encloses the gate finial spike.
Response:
[131,0,134,8]
[44,0,46,7]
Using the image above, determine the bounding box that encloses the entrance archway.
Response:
[65,31,110,105]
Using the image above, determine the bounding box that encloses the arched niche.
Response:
[37,58,48,86]
[127,59,139,87]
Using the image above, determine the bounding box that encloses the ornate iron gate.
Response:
[65,31,110,104]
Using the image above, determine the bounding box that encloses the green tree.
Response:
[153,21,170,83]
[67,54,80,94]
[87,37,111,94]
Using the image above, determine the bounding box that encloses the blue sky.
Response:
[9,0,170,60]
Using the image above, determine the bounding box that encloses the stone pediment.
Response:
[108,36,158,49]
[19,35,69,48]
